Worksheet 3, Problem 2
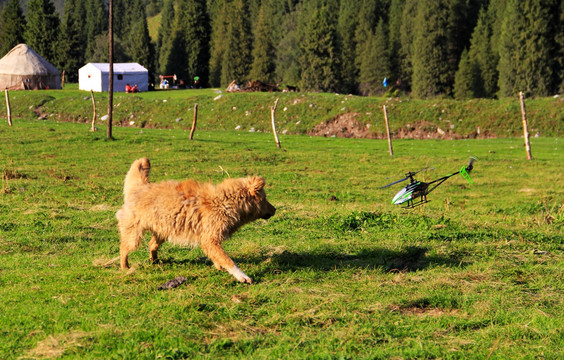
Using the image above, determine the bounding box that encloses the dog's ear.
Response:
[248,176,265,196]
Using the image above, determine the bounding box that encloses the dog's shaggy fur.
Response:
[116,158,276,283]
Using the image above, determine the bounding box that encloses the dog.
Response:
[116,158,276,284]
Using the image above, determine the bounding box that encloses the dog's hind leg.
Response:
[119,225,143,270]
[149,234,166,263]
[201,240,252,284]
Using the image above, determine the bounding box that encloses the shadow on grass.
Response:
[157,246,467,281]
[248,246,467,275]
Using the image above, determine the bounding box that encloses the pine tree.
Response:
[0,0,26,57]
[498,0,557,97]
[445,0,484,93]
[354,0,378,78]
[398,0,418,92]
[388,0,405,88]
[158,27,187,78]
[146,0,163,17]
[299,4,339,92]
[337,0,360,94]
[467,7,498,97]
[127,1,154,76]
[220,0,252,86]
[209,0,228,86]
[557,0,564,92]
[113,0,128,39]
[179,0,210,87]
[274,3,302,86]
[358,18,389,96]
[84,0,108,61]
[411,0,450,98]
[58,0,87,82]
[250,4,275,83]
[86,32,128,63]
[488,0,509,53]
[24,0,60,63]
[156,0,174,66]
[453,48,477,99]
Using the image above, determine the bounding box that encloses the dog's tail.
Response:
[123,157,151,202]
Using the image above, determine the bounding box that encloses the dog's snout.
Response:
[261,202,276,220]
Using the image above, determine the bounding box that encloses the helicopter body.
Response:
[382,159,476,209]
[391,180,429,206]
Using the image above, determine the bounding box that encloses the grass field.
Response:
[0,118,562,359]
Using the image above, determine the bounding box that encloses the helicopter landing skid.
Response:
[403,197,429,209]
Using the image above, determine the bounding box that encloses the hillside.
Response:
[1,87,562,138]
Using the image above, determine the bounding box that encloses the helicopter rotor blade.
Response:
[379,176,409,189]
[413,166,433,175]
[379,166,433,189]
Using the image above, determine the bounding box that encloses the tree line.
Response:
[0,0,562,98]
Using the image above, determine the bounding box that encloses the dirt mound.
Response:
[308,113,377,138]
[394,120,496,139]
[226,80,279,92]
[395,120,460,139]
[308,114,491,139]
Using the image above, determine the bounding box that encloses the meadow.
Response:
[0,109,562,358]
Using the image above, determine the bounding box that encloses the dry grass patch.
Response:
[26,331,92,359]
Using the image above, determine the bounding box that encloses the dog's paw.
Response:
[229,265,253,284]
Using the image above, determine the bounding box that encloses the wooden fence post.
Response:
[271,98,281,149]
[382,105,393,156]
[5,90,12,127]
[189,103,198,140]
[90,90,97,132]
[519,92,533,160]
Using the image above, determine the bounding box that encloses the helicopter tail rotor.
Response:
[460,157,477,184]
[466,156,477,173]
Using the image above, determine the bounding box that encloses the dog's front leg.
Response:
[201,240,252,284]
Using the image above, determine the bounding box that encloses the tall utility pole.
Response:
[107,0,114,139]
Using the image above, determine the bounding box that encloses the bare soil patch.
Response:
[308,113,496,139]
[307,113,377,139]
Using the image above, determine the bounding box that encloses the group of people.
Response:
[125,84,139,93]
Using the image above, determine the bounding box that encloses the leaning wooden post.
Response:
[107,0,114,140]
[5,90,12,127]
[519,92,533,160]
[89,90,97,132]
[271,98,281,148]
[382,105,393,156]
[189,103,198,140]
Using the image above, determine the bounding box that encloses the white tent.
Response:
[78,63,148,92]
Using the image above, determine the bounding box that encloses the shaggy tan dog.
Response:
[116,158,276,283]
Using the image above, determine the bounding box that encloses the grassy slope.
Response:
[1,86,563,138]
[147,11,161,42]
[0,117,562,358]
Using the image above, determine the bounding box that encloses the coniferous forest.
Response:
[0,0,563,99]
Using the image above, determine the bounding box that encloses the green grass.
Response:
[0,118,562,359]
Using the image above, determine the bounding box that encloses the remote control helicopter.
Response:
[380,158,477,209]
